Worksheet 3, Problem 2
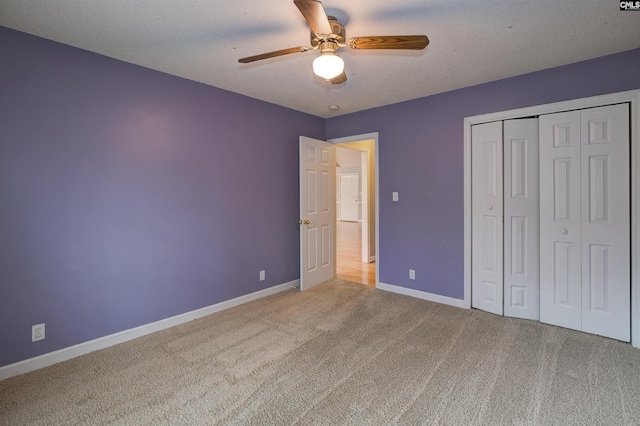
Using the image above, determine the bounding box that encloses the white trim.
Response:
[463,119,473,309]
[368,256,376,263]
[329,132,380,288]
[463,89,640,348]
[360,150,368,262]
[632,91,640,348]
[0,280,297,381]
[378,282,466,309]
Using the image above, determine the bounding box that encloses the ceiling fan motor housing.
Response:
[311,17,346,48]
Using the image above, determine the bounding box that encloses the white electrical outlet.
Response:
[32,323,45,342]
[409,269,416,280]
[259,270,266,281]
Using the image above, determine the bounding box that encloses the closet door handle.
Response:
[561,228,568,235]
[487,205,493,211]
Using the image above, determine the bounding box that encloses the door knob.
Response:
[561,228,568,234]
[299,219,310,225]
[488,205,493,211]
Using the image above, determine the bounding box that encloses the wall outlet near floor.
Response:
[259,270,266,281]
[32,323,45,342]
[409,269,416,280]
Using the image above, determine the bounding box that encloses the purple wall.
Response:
[0,27,325,367]
[327,48,640,300]
[1,24,639,369]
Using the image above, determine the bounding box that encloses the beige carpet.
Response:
[2,278,640,425]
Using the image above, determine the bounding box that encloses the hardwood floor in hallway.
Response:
[336,220,376,286]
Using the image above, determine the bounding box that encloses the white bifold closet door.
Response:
[472,119,539,319]
[539,104,630,341]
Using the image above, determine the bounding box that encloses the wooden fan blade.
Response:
[294,0,332,35]
[348,35,429,50]
[330,70,347,85]
[238,46,310,63]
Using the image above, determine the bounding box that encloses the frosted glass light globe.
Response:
[313,53,344,80]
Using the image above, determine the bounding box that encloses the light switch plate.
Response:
[392,192,399,202]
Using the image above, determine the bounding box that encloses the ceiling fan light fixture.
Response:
[312,52,344,80]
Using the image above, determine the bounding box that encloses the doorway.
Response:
[332,136,378,287]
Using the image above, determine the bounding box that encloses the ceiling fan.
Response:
[238,0,429,85]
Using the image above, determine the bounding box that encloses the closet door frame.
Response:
[463,89,640,348]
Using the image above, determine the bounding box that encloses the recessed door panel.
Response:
[588,155,609,224]
[511,286,527,308]
[553,242,573,306]
[483,216,498,273]
[588,119,610,145]
[510,216,527,276]
[553,123,573,148]
[588,244,609,312]
[483,281,498,304]
[306,227,318,272]
[510,138,528,199]
[321,224,331,267]
[483,142,498,197]
[306,170,317,214]
[320,148,330,164]
[320,170,330,213]
[553,158,572,222]
[306,146,316,162]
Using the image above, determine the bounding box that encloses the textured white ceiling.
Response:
[1,0,639,118]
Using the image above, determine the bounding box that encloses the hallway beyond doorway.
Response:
[336,221,375,286]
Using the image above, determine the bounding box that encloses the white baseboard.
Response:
[377,282,466,309]
[0,280,298,381]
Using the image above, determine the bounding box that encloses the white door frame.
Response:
[329,132,380,287]
[359,150,369,263]
[463,89,640,348]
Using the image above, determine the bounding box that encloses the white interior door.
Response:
[579,104,630,341]
[472,121,504,315]
[339,173,359,222]
[539,104,630,341]
[300,136,336,291]
[504,118,540,320]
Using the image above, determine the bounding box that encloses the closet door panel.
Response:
[472,121,504,315]
[539,111,582,332]
[504,119,540,320]
[580,104,630,341]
